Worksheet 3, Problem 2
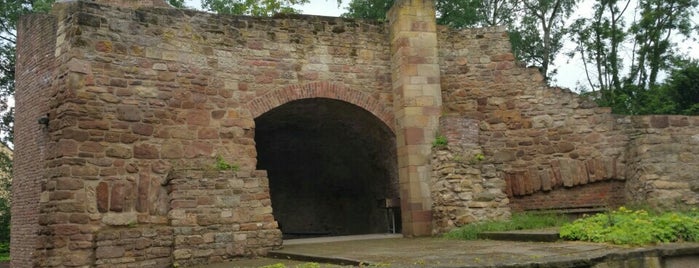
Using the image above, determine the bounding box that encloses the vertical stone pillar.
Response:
[388,0,442,236]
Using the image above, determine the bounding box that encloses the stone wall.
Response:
[15,1,395,266]
[431,116,509,233]
[94,226,173,267]
[168,170,281,266]
[624,115,699,209]
[12,0,699,266]
[436,25,629,218]
[435,24,699,221]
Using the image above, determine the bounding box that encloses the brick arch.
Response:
[245,82,395,133]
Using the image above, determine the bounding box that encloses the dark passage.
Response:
[255,98,399,238]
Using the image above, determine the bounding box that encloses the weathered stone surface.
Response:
[101,212,137,226]
[134,144,159,159]
[13,1,699,268]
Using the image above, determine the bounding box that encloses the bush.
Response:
[444,212,570,240]
[560,207,699,245]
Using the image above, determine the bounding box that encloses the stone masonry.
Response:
[12,0,699,267]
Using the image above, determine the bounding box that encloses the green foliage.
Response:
[512,0,577,80]
[560,207,699,245]
[167,0,186,8]
[214,155,239,171]
[343,0,517,28]
[432,135,448,148]
[0,242,8,261]
[661,59,699,115]
[435,0,481,28]
[342,0,393,21]
[569,0,699,115]
[444,212,570,240]
[260,263,286,268]
[201,0,310,16]
[469,153,485,164]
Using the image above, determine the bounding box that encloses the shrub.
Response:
[560,207,699,245]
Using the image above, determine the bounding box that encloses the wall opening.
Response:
[255,98,399,239]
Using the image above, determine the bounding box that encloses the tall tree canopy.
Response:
[201,0,310,16]
[569,0,699,114]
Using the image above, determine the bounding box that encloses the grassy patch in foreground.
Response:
[444,212,570,240]
[560,207,699,245]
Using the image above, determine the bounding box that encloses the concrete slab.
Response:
[479,228,560,242]
[194,236,699,268]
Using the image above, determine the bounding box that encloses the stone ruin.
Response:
[11,0,699,267]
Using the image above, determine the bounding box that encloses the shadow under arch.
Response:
[253,96,401,238]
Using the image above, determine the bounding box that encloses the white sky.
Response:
[183,0,699,91]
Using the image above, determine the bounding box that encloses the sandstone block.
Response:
[134,143,159,159]
[106,145,133,159]
[173,249,192,260]
[56,178,84,190]
[96,246,125,259]
[101,212,137,226]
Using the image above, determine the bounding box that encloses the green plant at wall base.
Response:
[214,155,239,171]
[432,135,448,148]
[559,207,699,245]
[444,212,570,240]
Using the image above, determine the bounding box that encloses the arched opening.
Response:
[255,98,400,238]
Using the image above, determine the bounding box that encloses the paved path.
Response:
[192,235,699,268]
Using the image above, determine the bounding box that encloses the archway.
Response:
[254,98,399,238]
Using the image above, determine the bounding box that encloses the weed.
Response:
[432,135,448,148]
[468,153,485,164]
[214,155,239,171]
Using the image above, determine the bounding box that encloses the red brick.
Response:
[96,182,109,213]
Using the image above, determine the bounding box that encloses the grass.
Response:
[444,212,570,240]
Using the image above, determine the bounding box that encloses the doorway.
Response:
[254,98,400,238]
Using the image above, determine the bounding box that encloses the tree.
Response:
[477,0,520,27]
[343,0,518,28]
[568,0,632,110]
[568,0,698,114]
[342,0,393,21]
[435,0,482,28]
[661,59,699,115]
[201,0,310,16]
[511,0,579,81]
[627,0,699,90]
